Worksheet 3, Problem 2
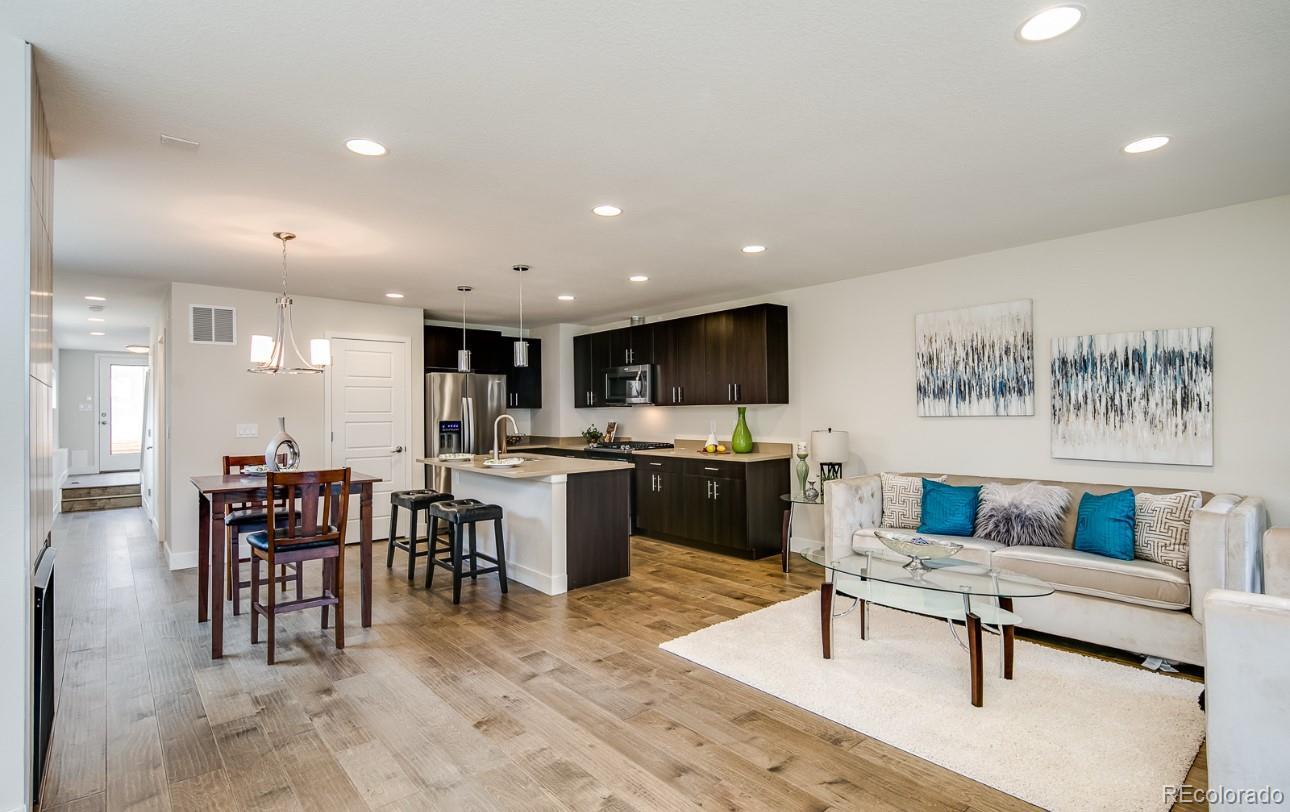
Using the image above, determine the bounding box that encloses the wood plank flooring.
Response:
[40,508,1207,811]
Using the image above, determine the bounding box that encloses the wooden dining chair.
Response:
[222,454,301,614]
[248,467,351,664]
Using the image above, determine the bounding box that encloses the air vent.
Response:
[189,305,236,345]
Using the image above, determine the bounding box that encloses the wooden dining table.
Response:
[190,471,382,659]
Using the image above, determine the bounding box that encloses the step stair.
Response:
[61,480,142,513]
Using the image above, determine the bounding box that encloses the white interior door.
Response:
[328,337,410,542]
[96,354,149,472]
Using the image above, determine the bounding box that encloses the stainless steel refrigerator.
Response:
[425,372,508,492]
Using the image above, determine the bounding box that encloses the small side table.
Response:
[780,491,824,573]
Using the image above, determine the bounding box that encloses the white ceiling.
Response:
[6,1,1290,327]
[53,272,163,352]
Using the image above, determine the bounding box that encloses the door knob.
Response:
[392,446,404,454]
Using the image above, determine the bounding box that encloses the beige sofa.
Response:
[824,473,1268,666]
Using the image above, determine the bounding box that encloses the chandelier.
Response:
[248,231,331,374]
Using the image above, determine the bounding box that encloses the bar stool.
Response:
[426,499,509,604]
[386,489,455,582]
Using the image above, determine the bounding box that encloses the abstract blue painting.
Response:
[1051,327,1213,465]
[915,299,1034,417]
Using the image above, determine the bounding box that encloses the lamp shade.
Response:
[309,339,331,367]
[810,429,850,463]
[249,334,275,364]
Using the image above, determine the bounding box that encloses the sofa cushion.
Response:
[880,473,943,529]
[993,545,1191,610]
[1073,490,1136,560]
[853,527,1004,567]
[975,481,1071,548]
[1134,490,1200,571]
[918,480,981,537]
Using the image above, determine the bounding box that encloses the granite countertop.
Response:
[508,436,589,451]
[415,454,632,479]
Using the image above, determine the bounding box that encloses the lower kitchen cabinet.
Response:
[634,457,787,557]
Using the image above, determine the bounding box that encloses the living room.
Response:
[3,3,1289,811]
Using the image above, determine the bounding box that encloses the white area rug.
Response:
[660,592,1204,812]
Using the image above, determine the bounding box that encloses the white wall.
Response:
[538,195,1290,526]
[164,282,425,569]
[56,349,97,473]
[1,35,34,812]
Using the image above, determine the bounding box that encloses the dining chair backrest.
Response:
[264,468,352,553]
[223,453,272,512]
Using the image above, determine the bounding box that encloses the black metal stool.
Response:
[426,499,508,604]
[386,489,454,581]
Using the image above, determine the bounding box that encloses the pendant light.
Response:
[457,285,473,372]
[512,264,530,368]
[248,232,330,374]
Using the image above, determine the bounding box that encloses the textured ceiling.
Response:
[6,1,1290,326]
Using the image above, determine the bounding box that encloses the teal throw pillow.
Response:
[917,479,981,537]
[1073,489,1136,560]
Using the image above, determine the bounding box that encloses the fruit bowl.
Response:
[873,530,963,573]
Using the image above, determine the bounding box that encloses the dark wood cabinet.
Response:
[634,456,786,557]
[704,304,789,405]
[572,330,616,407]
[609,324,654,367]
[505,337,542,408]
[653,315,708,406]
[426,325,543,408]
[575,304,786,408]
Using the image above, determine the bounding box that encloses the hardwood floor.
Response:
[41,508,1206,811]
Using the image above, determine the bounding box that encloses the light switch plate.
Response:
[236,423,259,438]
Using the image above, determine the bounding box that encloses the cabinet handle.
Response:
[706,480,713,499]
[735,383,741,402]
[713,481,720,498]
[679,386,684,403]
[649,462,662,466]
[703,466,719,471]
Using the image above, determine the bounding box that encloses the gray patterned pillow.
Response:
[880,473,943,529]
[975,482,1070,547]
[1135,491,1200,571]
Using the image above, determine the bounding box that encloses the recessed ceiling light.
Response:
[742,245,767,254]
[558,294,576,301]
[345,138,387,157]
[384,292,405,299]
[89,331,105,336]
[1123,135,1170,154]
[629,275,649,283]
[1017,6,1084,42]
[592,205,622,217]
[88,317,105,323]
[84,295,106,302]
[125,345,149,354]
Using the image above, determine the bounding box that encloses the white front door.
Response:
[96,354,149,472]
[328,337,410,542]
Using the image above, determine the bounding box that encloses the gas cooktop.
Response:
[586,441,675,453]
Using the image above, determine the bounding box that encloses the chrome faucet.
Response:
[492,413,519,462]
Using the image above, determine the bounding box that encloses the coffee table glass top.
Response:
[800,546,1054,599]
[780,491,824,505]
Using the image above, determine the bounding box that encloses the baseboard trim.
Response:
[165,544,197,571]
[506,560,567,596]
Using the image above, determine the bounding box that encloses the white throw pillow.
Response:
[880,473,944,529]
[975,481,1071,548]
[1134,491,1201,571]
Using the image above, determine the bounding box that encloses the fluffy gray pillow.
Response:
[975,482,1071,548]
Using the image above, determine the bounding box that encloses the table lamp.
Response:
[811,428,849,483]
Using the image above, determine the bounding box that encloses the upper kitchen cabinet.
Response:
[608,323,655,367]
[506,336,542,409]
[575,303,788,408]
[703,304,789,405]
[425,325,507,372]
[653,315,708,405]
[572,330,614,407]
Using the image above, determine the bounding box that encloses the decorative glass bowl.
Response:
[873,530,963,573]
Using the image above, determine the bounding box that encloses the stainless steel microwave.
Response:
[604,364,654,405]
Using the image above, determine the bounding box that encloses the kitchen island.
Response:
[416,454,633,595]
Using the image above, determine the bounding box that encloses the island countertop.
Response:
[416,454,632,480]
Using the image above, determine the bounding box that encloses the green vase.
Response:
[731,407,753,454]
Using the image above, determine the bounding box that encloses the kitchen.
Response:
[420,302,792,596]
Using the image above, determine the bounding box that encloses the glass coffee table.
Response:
[801,546,1054,708]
